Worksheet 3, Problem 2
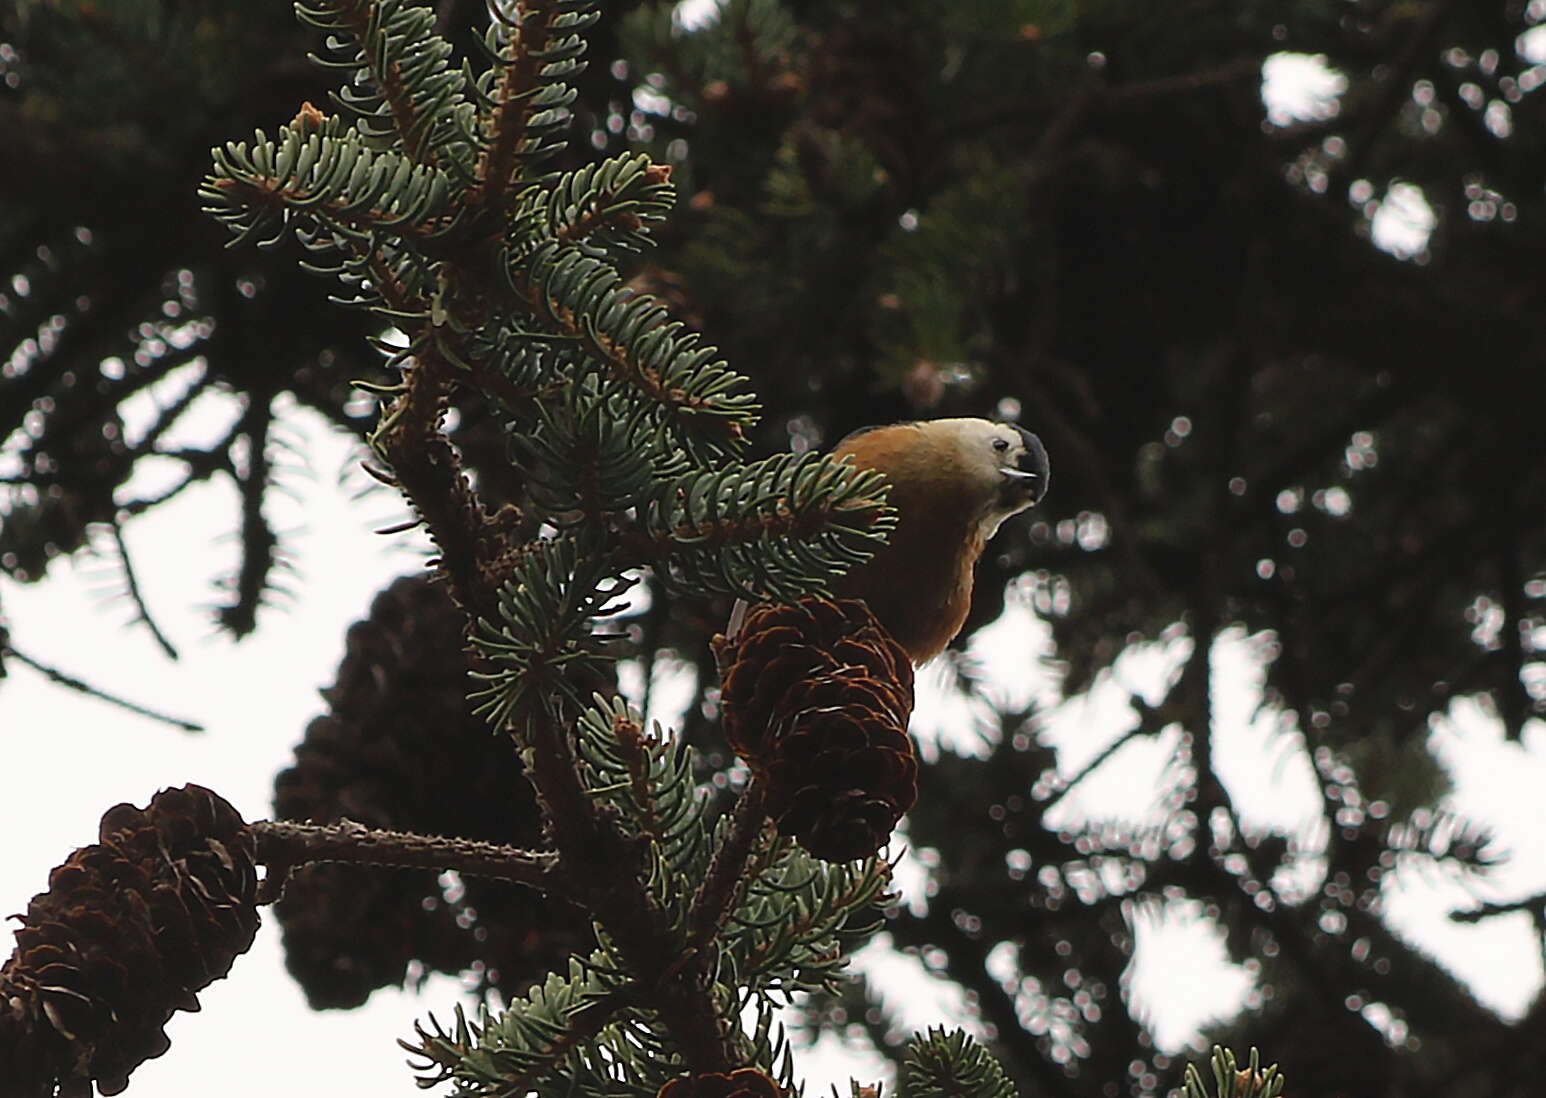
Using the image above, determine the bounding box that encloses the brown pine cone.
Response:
[272,574,589,1008]
[0,785,259,1097]
[716,598,916,861]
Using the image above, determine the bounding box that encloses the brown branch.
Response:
[517,696,739,1073]
[1034,725,1146,815]
[373,342,499,619]
[961,56,1266,137]
[251,819,561,904]
[1101,56,1264,105]
[611,708,667,841]
[687,785,768,949]
[479,0,560,209]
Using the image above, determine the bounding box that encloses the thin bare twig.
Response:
[960,56,1265,137]
[110,520,179,660]
[3,644,204,732]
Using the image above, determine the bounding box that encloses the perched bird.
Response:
[832,417,1049,664]
[713,418,1045,844]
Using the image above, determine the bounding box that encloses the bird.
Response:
[830,417,1049,664]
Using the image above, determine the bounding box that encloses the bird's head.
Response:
[835,416,1049,540]
[922,417,1049,531]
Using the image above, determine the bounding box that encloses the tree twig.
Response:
[3,643,204,732]
[518,696,738,1074]
[687,784,768,949]
[1330,0,1465,193]
[111,519,179,660]
[250,818,562,904]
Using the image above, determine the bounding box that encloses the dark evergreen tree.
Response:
[3,1,1544,1096]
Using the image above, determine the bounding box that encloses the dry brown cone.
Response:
[657,1067,782,1098]
[272,574,589,1009]
[717,598,916,861]
[0,784,259,1097]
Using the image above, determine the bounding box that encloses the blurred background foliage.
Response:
[4,0,1546,1095]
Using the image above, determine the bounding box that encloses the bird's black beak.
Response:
[1000,425,1049,507]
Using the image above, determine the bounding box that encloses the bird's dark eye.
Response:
[992,437,1010,452]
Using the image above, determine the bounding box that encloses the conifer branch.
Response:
[573,695,712,926]
[204,122,458,252]
[518,698,738,1074]
[315,0,432,158]
[482,0,558,203]
[620,452,894,600]
[547,156,675,249]
[251,819,562,904]
[688,786,768,951]
[297,0,471,166]
[405,962,636,1094]
[196,2,919,1090]
[325,245,516,621]
[902,1029,1017,1098]
[479,0,586,206]
[607,705,672,844]
[1182,1047,1285,1098]
[621,497,872,565]
[511,245,758,452]
[370,345,496,619]
[469,540,631,727]
[507,386,660,526]
[730,854,892,990]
